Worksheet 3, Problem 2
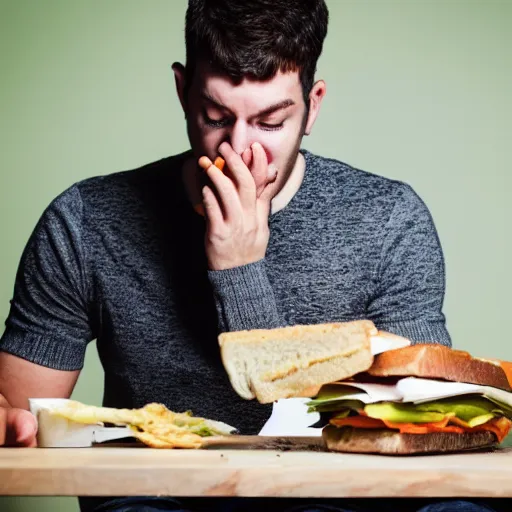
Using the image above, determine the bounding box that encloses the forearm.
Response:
[0,355,42,447]
[0,352,79,409]
[374,317,451,347]
[207,259,284,332]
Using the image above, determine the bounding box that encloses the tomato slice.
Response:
[471,417,511,443]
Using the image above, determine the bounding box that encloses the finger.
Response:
[218,143,255,205]
[5,408,38,447]
[267,163,278,182]
[257,194,273,225]
[198,156,213,171]
[250,142,269,198]
[258,166,279,206]
[0,394,10,408]
[198,156,225,173]
[204,163,242,220]
[202,185,224,227]
[242,148,252,169]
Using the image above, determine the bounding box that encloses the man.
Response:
[0,1,495,511]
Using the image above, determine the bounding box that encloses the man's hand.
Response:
[0,393,37,447]
[199,142,277,270]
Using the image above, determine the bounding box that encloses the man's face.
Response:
[180,63,311,189]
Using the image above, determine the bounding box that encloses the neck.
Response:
[270,152,305,214]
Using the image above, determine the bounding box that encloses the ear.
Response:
[172,62,187,113]
[304,80,327,135]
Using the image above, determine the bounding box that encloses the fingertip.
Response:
[26,437,38,448]
[251,142,268,167]
[15,412,38,445]
[198,156,212,170]
[218,141,231,155]
[242,148,252,167]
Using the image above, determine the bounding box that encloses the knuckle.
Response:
[209,226,229,242]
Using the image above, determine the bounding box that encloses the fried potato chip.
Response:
[49,400,236,449]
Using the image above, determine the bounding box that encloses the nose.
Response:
[227,120,250,156]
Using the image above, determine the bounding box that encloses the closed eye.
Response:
[203,110,284,132]
[259,122,284,132]
[204,115,231,129]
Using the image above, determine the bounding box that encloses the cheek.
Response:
[203,131,225,153]
[256,131,295,166]
[188,122,225,158]
[262,146,274,164]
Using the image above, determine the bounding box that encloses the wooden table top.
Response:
[1,446,512,498]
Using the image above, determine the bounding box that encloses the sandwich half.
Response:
[308,344,512,454]
[218,320,378,404]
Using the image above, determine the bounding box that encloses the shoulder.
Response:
[303,150,415,201]
[35,152,189,237]
[74,152,188,206]
[302,150,428,224]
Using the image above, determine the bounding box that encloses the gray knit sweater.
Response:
[1,149,450,436]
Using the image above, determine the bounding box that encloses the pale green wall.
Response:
[1,1,511,511]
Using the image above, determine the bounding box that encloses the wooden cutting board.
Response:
[1,446,511,497]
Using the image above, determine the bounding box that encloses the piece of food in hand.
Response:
[213,156,225,171]
[49,401,237,449]
[198,156,225,173]
[194,156,226,216]
[307,345,512,455]
[218,320,377,404]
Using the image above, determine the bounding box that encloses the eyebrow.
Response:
[201,92,295,118]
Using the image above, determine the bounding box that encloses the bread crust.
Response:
[322,425,497,454]
[218,321,378,347]
[367,344,512,392]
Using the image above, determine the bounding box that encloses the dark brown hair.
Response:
[185,0,329,103]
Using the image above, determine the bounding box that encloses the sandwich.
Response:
[307,344,512,454]
[219,324,512,453]
[218,320,409,404]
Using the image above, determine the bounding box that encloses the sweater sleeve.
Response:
[366,184,452,346]
[207,259,284,333]
[0,185,93,370]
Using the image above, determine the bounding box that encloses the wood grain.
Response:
[1,446,512,497]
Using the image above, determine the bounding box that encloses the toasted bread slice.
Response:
[218,320,376,403]
[323,425,497,454]
[367,344,512,392]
